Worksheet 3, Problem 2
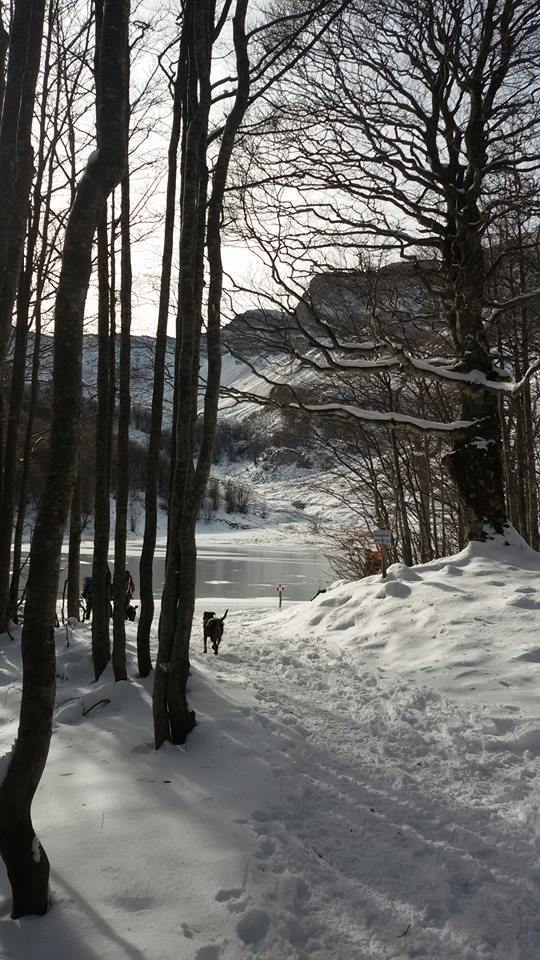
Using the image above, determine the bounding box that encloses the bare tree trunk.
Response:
[0,283,30,626]
[137,36,185,677]
[523,379,539,550]
[8,315,41,622]
[153,0,211,747]
[0,0,46,373]
[91,212,112,679]
[9,5,67,622]
[67,469,81,620]
[0,0,129,915]
[154,0,250,748]
[0,0,56,627]
[390,431,413,566]
[0,2,9,113]
[445,216,507,539]
[112,169,131,683]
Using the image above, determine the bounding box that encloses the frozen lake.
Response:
[67,540,331,603]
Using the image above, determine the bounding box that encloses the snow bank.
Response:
[273,529,540,716]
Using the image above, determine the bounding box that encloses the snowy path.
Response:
[198,609,540,960]
[1,569,539,959]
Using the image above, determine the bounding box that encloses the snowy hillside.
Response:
[1,532,539,959]
[31,324,305,427]
[31,333,277,422]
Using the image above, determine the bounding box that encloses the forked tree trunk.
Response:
[153,0,211,748]
[154,0,250,748]
[0,0,129,917]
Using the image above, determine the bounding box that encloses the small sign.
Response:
[372,528,391,546]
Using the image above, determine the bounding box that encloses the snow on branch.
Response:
[244,341,526,394]
[285,400,475,436]
[485,287,540,326]
[221,358,475,438]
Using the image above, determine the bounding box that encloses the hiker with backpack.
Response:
[82,576,93,621]
[125,570,136,620]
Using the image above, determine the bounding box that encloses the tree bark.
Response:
[112,168,131,683]
[91,212,112,679]
[67,469,81,620]
[0,283,30,626]
[0,0,56,627]
[444,190,507,539]
[0,2,9,114]
[137,35,185,678]
[8,314,40,622]
[0,0,46,374]
[0,0,129,917]
[154,0,250,748]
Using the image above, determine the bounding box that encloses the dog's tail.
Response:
[221,609,228,622]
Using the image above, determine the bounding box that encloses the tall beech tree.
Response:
[150,0,351,743]
[91,208,114,678]
[91,0,114,679]
[231,0,540,541]
[112,164,133,682]
[153,0,251,747]
[0,0,130,917]
[137,31,186,678]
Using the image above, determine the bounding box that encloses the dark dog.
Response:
[126,604,138,622]
[203,609,228,655]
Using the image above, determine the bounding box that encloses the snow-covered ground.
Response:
[1,532,539,959]
[74,462,347,550]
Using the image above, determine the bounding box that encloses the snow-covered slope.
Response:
[274,530,540,716]
[1,534,539,959]
[33,332,301,426]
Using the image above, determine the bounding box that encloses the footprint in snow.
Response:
[508,596,540,610]
[515,648,540,663]
[384,580,412,598]
[255,837,276,858]
[130,741,154,754]
[215,888,243,902]
[236,908,270,945]
[251,809,276,822]
[195,946,221,960]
